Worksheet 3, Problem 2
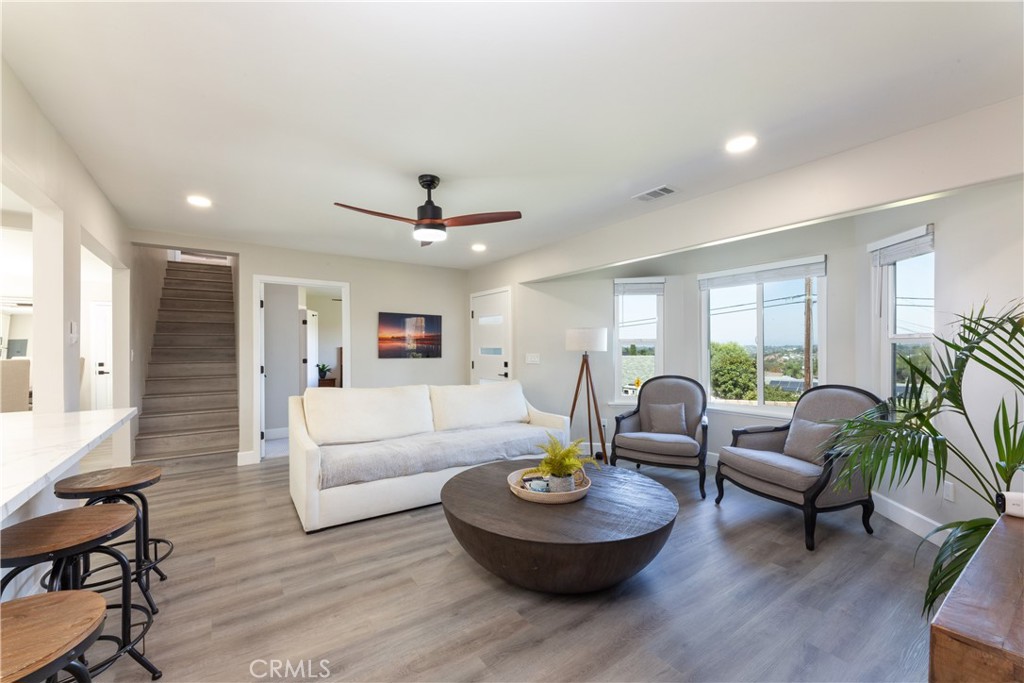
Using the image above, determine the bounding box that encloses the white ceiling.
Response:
[3,2,1021,270]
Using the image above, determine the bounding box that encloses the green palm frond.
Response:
[833,300,1023,615]
[916,518,995,616]
[994,396,1024,489]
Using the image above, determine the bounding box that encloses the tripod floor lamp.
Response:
[566,327,608,462]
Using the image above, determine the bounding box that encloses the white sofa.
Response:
[289,381,569,531]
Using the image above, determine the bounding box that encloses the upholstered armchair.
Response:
[715,384,884,550]
[610,375,709,498]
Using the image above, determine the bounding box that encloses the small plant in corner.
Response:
[526,433,599,492]
[316,363,331,379]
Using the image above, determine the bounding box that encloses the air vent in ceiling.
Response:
[631,185,678,202]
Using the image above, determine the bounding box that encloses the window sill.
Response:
[706,403,793,420]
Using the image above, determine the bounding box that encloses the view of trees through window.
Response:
[617,292,659,395]
[708,277,818,405]
[889,252,934,398]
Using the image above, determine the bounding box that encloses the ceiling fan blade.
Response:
[333,202,417,225]
[443,211,522,228]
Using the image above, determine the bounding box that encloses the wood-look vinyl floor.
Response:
[99,457,935,682]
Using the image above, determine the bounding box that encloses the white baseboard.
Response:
[265,427,288,440]
[871,493,946,546]
[237,450,260,466]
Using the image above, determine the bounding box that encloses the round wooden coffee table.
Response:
[440,460,678,593]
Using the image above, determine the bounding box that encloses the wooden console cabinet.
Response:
[929,515,1023,682]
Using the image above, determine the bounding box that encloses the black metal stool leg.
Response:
[63,659,93,683]
[92,546,162,680]
[1,564,31,595]
[85,494,160,614]
[132,491,169,581]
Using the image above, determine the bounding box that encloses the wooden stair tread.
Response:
[134,447,238,463]
[54,465,163,496]
[135,426,238,439]
[0,506,136,563]
[0,591,107,683]
[141,407,237,417]
[142,389,237,398]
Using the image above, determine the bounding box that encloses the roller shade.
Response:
[614,278,665,296]
[871,224,934,266]
[698,257,825,291]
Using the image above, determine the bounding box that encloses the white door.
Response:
[90,302,113,409]
[305,310,319,387]
[470,288,512,384]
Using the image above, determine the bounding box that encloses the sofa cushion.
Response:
[614,432,700,457]
[646,403,687,434]
[718,446,824,492]
[303,385,434,446]
[429,381,529,432]
[783,417,840,463]
[319,423,552,489]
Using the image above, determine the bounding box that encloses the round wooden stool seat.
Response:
[1,506,136,567]
[1,591,106,683]
[55,465,162,499]
[53,465,174,617]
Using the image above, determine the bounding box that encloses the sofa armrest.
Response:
[731,423,790,451]
[527,403,570,444]
[289,395,322,532]
[812,451,870,507]
[614,408,641,436]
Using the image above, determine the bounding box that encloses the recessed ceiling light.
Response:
[725,135,758,154]
[186,195,212,208]
[471,243,487,252]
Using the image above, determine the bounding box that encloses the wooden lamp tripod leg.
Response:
[584,357,607,461]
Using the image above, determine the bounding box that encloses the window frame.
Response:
[612,278,665,403]
[698,256,827,411]
[871,227,935,399]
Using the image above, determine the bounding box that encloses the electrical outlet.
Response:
[943,481,955,502]
[525,353,541,365]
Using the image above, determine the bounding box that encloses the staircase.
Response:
[135,261,239,462]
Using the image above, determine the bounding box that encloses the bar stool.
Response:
[1,591,107,683]
[1,506,162,680]
[54,465,173,615]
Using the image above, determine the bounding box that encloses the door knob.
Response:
[499,372,508,378]
[97,370,110,375]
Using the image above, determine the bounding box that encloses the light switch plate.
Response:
[525,353,540,365]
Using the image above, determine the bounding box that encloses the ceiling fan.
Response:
[334,174,522,245]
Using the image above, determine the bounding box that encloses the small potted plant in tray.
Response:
[525,433,599,493]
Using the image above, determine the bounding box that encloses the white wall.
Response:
[265,283,302,432]
[3,61,133,418]
[307,294,344,380]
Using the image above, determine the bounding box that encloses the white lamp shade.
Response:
[566,327,608,353]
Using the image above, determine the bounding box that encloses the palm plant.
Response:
[832,302,1024,615]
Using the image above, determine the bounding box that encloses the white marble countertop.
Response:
[1,407,138,519]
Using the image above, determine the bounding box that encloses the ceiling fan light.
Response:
[412,225,447,242]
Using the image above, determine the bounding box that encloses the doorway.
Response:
[80,244,113,410]
[255,275,350,461]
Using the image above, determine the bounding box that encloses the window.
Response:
[613,278,664,400]
[700,257,826,407]
[871,225,935,399]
